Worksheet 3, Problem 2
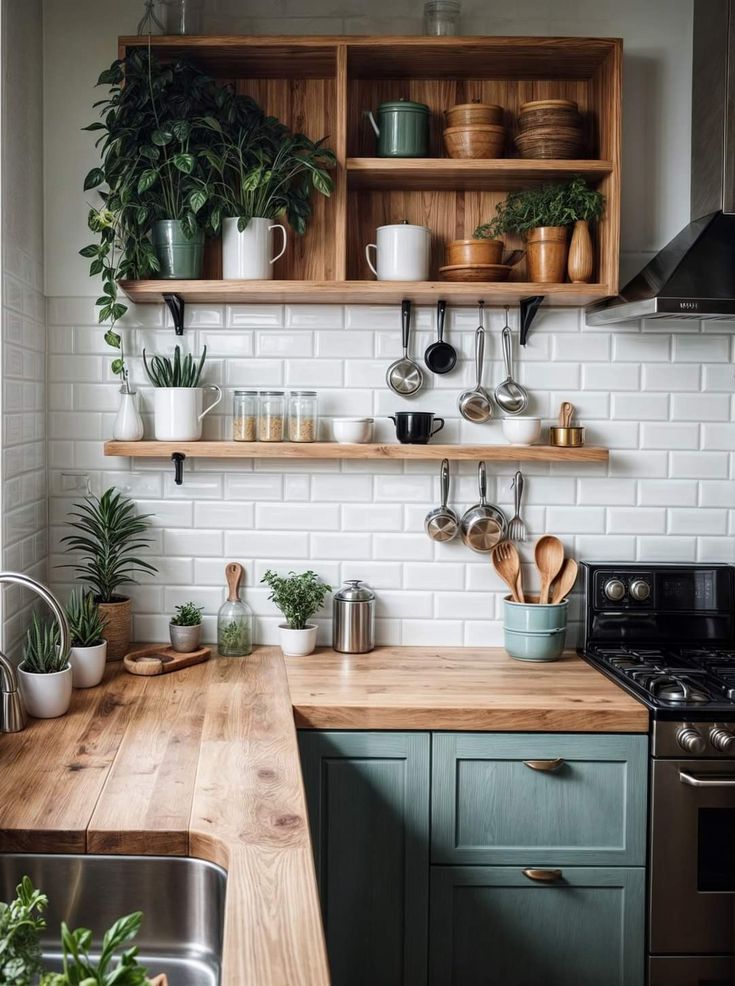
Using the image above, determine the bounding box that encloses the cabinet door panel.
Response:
[432,732,647,865]
[430,865,645,986]
[299,730,430,986]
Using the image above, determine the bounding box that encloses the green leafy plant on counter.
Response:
[171,601,204,627]
[142,345,207,388]
[40,912,153,986]
[0,877,48,986]
[22,613,66,675]
[60,488,157,604]
[261,570,331,630]
[473,175,605,239]
[218,619,250,656]
[66,589,106,648]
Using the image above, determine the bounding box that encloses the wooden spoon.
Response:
[535,535,565,604]
[492,540,523,603]
[551,558,578,603]
[560,401,574,427]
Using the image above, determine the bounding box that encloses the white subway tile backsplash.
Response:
[641,423,699,449]
[670,451,730,479]
[613,334,670,361]
[583,363,640,390]
[611,392,669,420]
[256,332,313,357]
[672,393,731,421]
[674,334,730,362]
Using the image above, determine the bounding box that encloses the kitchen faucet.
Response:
[0,572,70,733]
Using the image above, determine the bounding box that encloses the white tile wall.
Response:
[46,301,735,648]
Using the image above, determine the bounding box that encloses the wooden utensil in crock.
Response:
[549,401,585,446]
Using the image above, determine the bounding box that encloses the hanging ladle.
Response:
[458,301,493,422]
[425,299,457,374]
[494,306,529,416]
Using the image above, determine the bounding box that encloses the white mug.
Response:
[222,216,287,280]
[153,386,223,441]
[365,223,431,281]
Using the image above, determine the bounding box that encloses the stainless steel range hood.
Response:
[586,0,735,326]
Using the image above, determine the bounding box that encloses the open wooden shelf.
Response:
[104,441,609,462]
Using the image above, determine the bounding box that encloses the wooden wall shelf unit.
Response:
[118,34,622,309]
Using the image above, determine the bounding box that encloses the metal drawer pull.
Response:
[522,868,563,883]
[679,770,735,788]
[523,758,565,772]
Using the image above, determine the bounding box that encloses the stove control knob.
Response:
[629,579,651,602]
[709,725,735,753]
[603,578,626,602]
[676,726,706,755]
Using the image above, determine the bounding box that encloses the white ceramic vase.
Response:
[365,222,431,281]
[222,217,288,280]
[18,663,73,718]
[112,390,144,441]
[69,641,107,688]
[278,624,318,657]
[153,385,222,441]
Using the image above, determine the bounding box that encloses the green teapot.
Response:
[365,99,430,157]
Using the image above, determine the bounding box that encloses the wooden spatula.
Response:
[534,534,565,604]
[492,540,523,603]
[551,558,578,603]
[560,401,574,427]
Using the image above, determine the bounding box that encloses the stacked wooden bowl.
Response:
[444,102,506,159]
[515,99,585,159]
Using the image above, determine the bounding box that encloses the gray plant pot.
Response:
[152,220,205,279]
[169,622,202,653]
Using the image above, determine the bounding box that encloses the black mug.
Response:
[389,412,445,444]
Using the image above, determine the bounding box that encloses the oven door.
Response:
[650,955,735,986]
[651,757,735,956]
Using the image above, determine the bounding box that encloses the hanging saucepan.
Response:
[460,462,507,553]
[425,299,457,374]
[425,458,460,542]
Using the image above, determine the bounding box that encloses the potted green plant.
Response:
[0,876,48,984]
[17,613,72,719]
[169,601,204,653]
[143,344,221,441]
[261,569,331,657]
[66,589,107,688]
[477,176,604,283]
[60,488,157,660]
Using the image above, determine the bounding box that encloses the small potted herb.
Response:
[0,876,47,985]
[261,569,331,657]
[143,345,222,441]
[66,589,107,688]
[169,601,204,653]
[17,613,72,718]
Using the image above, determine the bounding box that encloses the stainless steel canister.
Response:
[332,580,375,653]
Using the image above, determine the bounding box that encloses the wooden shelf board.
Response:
[104,441,609,462]
[120,280,611,307]
[346,158,614,191]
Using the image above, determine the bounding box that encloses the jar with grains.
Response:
[258,390,285,442]
[288,390,318,443]
[232,390,257,442]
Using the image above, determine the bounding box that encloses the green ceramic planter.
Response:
[152,220,204,279]
[504,627,567,662]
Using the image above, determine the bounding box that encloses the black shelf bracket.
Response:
[164,293,186,336]
[519,295,545,346]
[172,452,186,486]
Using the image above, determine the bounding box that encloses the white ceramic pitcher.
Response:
[153,385,223,441]
[222,216,288,280]
[365,222,431,281]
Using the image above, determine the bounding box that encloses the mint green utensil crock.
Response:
[365,99,430,158]
[152,220,205,279]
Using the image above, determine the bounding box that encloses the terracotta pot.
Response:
[446,238,504,266]
[526,226,568,283]
[97,597,132,660]
[445,102,503,127]
[443,125,505,159]
[567,219,594,283]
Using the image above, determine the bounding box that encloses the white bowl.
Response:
[332,417,374,444]
[501,416,541,446]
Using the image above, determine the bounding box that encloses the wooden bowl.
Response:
[515,129,585,159]
[444,124,505,159]
[446,238,504,266]
[445,102,504,127]
[518,107,583,132]
[439,263,512,282]
[519,98,579,113]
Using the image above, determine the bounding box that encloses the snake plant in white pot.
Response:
[66,589,107,688]
[261,570,331,657]
[143,345,222,441]
[17,614,72,718]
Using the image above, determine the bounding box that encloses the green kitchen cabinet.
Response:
[429,865,646,986]
[298,730,431,986]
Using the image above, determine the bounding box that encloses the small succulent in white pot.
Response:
[169,601,204,653]
[66,589,107,688]
[261,570,331,657]
[18,613,72,718]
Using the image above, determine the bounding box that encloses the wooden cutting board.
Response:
[123,644,211,677]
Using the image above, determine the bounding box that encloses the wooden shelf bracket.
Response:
[519,295,545,346]
[164,293,186,336]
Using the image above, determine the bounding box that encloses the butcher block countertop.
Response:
[0,645,646,986]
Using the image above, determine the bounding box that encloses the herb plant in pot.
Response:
[169,601,204,653]
[17,614,72,719]
[66,589,107,688]
[261,569,331,657]
[60,489,157,660]
[143,344,222,441]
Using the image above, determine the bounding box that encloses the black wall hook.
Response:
[519,295,545,346]
[164,293,186,336]
[172,452,186,486]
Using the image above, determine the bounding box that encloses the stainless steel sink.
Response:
[0,854,226,986]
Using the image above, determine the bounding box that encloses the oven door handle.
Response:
[679,770,735,788]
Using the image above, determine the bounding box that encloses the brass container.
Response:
[549,426,585,447]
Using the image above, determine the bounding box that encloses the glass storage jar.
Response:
[232,390,257,442]
[288,391,318,443]
[423,0,461,35]
[258,390,285,442]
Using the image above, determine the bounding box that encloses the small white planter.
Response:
[18,663,73,718]
[278,624,318,657]
[222,217,288,280]
[69,641,107,688]
[153,385,222,441]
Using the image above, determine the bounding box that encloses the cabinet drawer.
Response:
[432,732,647,865]
[429,865,645,986]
